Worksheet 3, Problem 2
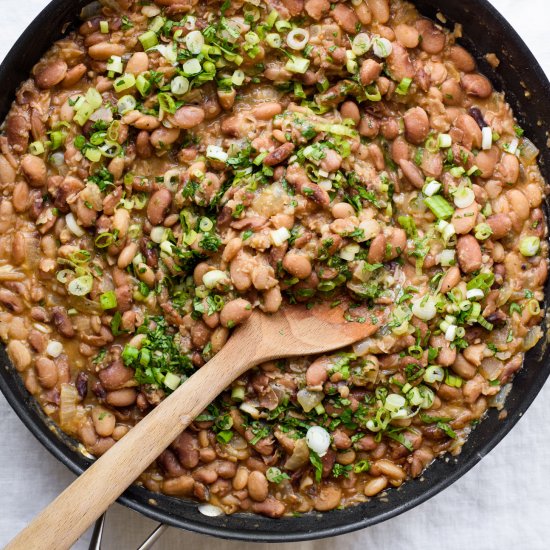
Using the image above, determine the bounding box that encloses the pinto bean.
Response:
[92,407,116,437]
[304,0,330,20]
[506,189,529,220]
[6,114,30,153]
[430,334,457,366]
[247,471,269,502]
[457,235,482,273]
[62,64,87,88]
[252,102,282,120]
[373,459,406,480]
[173,106,205,129]
[283,253,312,279]
[306,356,330,387]
[367,233,387,263]
[364,476,388,496]
[220,298,253,328]
[98,360,134,390]
[35,60,67,89]
[163,475,194,496]
[416,19,445,54]
[359,59,383,86]
[263,143,295,166]
[125,51,149,75]
[440,265,461,293]
[387,43,415,82]
[455,114,482,150]
[367,0,390,22]
[260,287,283,313]
[358,114,380,138]
[118,242,138,269]
[7,340,32,372]
[404,107,430,145]
[394,24,420,48]
[399,159,424,189]
[452,354,477,379]
[497,154,520,185]
[21,155,47,187]
[252,497,286,518]
[451,202,479,235]
[449,45,476,72]
[441,78,464,106]
[106,388,137,407]
[331,4,360,34]
[314,484,342,511]
[36,357,58,389]
[340,101,360,124]
[52,307,75,338]
[475,147,499,178]
[487,213,512,240]
[88,42,125,60]
[385,228,407,260]
[150,127,180,149]
[147,188,172,225]
[0,289,24,313]
[461,73,493,98]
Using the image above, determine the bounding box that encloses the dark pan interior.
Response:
[1,0,549,542]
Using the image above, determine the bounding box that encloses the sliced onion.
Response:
[521,136,539,163]
[306,426,331,457]
[239,402,260,419]
[65,213,85,237]
[453,185,475,208]
[150,226,166,244]
[270,227,291,247]
[163,168,181,190]
[352,33,371,56]
[287,28,309,50]
[203,270,229,289]
[340,243,360,261]
[481,126,493,150]
[185,30,204,55]
[59,384,78,430]
[297,389,324,413]
[412,295,437,321]
[284,438,310,470]
[372,36,393,58]
[198,504,224,517]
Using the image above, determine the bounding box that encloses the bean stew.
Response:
[0,0,547,518]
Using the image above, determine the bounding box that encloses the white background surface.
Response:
[1,1,549,548]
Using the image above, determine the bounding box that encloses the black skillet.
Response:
[1,0,549,543]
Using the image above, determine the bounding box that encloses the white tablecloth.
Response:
[1,1,549,548]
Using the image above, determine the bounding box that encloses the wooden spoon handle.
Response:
[6,335,258,550]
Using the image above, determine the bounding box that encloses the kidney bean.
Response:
[172,106,205,129]
[247,471,269,502]
[461,73,493,98]
[35,60,67,89]
[457,234,482,273]
[147,188,172,225]
[220,298,253,328]
[416,18,445,53]
[404,107,430,145]
[98,360,134,390]
[7,340,32,372]
[359,59,383,86]
[21,155,47,187]
[36,357,58,389]
[487,213,512,240]
[314,484,342,511]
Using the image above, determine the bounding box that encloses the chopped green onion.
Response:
[372,36,393,58]
[185,30,205,54]
[117,95,137,114]
[474,223,493,241]
[85,147,102,162]
[199,217,214,232]
[364,84,381,102]
[171,75,189,96]
[231,70,245,86]
[395,77,412,95]
[438,133,452,148]
[527,299,541,316]
[100,21,109,34]
[453,185,475,208]
[49,130,66,150]
[99,290,118,310]
[136,74,152,96]
[275,20,292,32]
[424,365,445,383]
[164,372,182,391]
[29,141,45,155]
[422,180,441,197]
[266,33,281,48]
[519,236,540,257]
[139,30,159,50]
[106,55,123,74]
[285,56,310,74]
[113,73,136,93]
[231,386,245,401]
[182,58,202,76]
[351,33,371,56]
[67,274,93,296]
[157,92,176,114]
[424,195,454,219]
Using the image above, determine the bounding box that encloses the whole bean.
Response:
[283,253,312,279]
[449,45,476,72]
[113,208,130,239]
[136,262,156,287]
[98,360,134,390]
[430,334,457,367]
[306,356,330,387]
[133,115,160,131]
[475,146,499,178]
[314,484,342,511]
[506,189,529,220]
[364,476,388,497]
[487,213,512,240]
[125,52,149,75]
[92,407,116,437]
[118,242,138,269]
[106,388,137,407]
[147,188,172,225]
[162,475,194,496]
[404,107,430,145]
[252,102,282,120]
[457,235,482,273]
[35,60,67,89]
[455,114,482,150]
[247,471,269,502]
[260,286,282,313]
[150,127,180,149]
[451,202,479,235]
[332,202,355,219]
[358,114,380,138]
[441,78,464,106]
[416,19,445,54]
[0,289,24,313]
[173,106,205,129]
[220,298,253,328]
[387,43,415,81]
[331,4,360,33]
[21,154,47,187]
[367,0,390,22]
[36,357,58,389]
[440,265,461,293]
[497,154,520,185]
[62,64,87,88]
[340,101,360,125]
[452,354,477,379]
[394,24,420,48]
[461,73,493,98]
[7,340,32,371]
[251,497,286,518]
[233,466,249,490]
[367,233,387,263]
[211,326,229,353]
[12,181,30,212]
[359,59,382,86]
[88,42,125,61]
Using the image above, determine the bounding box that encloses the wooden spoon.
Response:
[7,303,382,550]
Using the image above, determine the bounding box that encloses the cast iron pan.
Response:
[1,0,549,542]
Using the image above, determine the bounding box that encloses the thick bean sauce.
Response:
[0,0,547,517]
